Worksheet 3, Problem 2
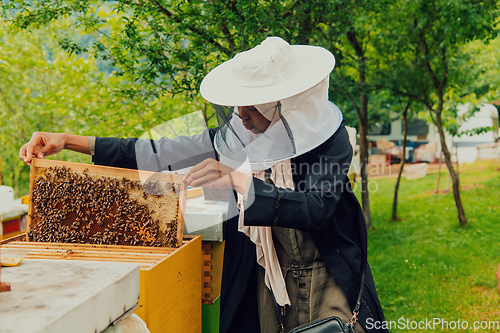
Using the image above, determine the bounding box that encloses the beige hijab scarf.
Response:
[237,160,294,306]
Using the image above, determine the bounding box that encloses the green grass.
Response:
[354,160,500,332]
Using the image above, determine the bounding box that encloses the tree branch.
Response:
[346,30,367,92]
[403,100,411,117]
[281,0,301,19]
[346,91,362,121]
[320,26,357,62]
[147,0,231,56]
[419,34,442,92]
[396,89,434,112]
[428,107,437,126]
[220,0,239,51]
[441,46,448,89]
[346,31,364,61]
[220,23,235,52]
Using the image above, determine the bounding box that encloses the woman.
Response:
[20,37,387,333]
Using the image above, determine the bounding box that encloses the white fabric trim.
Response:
[237,159,295,307]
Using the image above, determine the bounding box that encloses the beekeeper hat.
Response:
[200,37,335,106]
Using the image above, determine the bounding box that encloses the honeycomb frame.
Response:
[27,158,186,248]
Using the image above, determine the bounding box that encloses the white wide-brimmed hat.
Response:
[200,37,335,106]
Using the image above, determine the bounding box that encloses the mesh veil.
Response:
[212,102,297,172]
[212,77,343,173]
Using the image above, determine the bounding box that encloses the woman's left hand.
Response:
[183,158,249,194]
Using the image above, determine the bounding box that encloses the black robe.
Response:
[93,123,388,333]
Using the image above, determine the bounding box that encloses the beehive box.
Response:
[27,158,186,247]
[1,234,202,333]
[201,241,225,305]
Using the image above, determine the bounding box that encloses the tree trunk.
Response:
[359,93,372,228]
[391,105,409,221]
[345,30,372,228]
[434,110,467,226]
[435,152,442,193]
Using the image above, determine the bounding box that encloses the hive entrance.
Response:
[28,159,186,248]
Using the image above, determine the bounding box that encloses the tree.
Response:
[378,0,499,226]
[390,100,411,221]
[315,0,392,228]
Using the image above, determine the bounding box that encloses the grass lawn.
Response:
[354,160,500,332]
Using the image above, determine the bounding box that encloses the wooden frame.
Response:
[28,158,187,247]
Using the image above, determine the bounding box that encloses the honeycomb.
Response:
[28,165,182,247]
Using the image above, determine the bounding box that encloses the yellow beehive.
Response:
[1,234,202,333]
[9,158,202,332]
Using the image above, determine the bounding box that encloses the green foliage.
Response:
[1,0,346,138]
[456,126,495,138]
[0,21,204,196]
[0,24,97,195]
[1,0,332,100]
[460,32,500,117]
[374,0,499,113]
[461,34,500,99]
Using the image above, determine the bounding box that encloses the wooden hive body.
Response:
[28,158,186,248]
[1,234,202,333]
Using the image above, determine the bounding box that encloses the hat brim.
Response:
[200,45,335,106]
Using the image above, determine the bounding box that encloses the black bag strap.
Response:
[270,291,286,333]
[348,269,365,327]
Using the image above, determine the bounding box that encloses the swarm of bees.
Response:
[29,166,181,247]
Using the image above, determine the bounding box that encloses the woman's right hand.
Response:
[19,132,67,165]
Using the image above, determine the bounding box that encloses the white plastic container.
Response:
[404,163,429,180]
[0,186,14,213]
